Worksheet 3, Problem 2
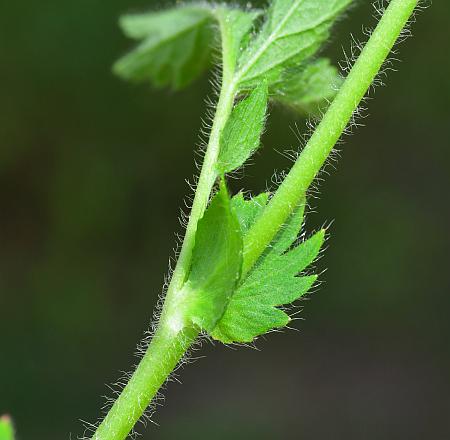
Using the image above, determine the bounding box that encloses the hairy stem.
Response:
[91,0,418,437]
[91,18,237,440]
[92,326,198,440]
[167,79,236,294]
[242,0,418,274]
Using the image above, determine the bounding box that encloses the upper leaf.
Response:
[217,82,268,174]
[214,7,262,71]
[114,4,262,90]
[175,181,243,332]
[211,195,324,343]
[236,0,351,89]
[274,58,343,114]
[114,6,214,89]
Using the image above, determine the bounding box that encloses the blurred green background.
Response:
[0,0,449,438]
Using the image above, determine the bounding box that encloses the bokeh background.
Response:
[1,0,449,438]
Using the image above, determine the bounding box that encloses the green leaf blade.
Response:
[114,6,214,89]
[211,302,289,344]
[267,199,305,256]
[119,7,211,40]
[218,82,268,174]
[274,58,343,114]
[214,7,261,71]
[239,28,329,88]
[210,198,325,343]
[236,0,352,88]
[281,229,325,273]
[177,181,243,332]
[231,192,269,235]
[233,274,317,306]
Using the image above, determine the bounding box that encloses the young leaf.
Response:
[217,82,268,174]
[114,6,214,89]
[274,59,343,114]
[236,0,351,89]
[211,200,324,343]
[0,416,14,440]
[175,181,243,332]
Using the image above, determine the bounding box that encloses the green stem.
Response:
[92,326,199,440]
[91,17,238,440]
[242,0,418,274]
[92,0,418,437]
[167,77,237,293]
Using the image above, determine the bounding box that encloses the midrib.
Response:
[235,0,305,82]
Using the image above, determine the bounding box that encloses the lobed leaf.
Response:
[114,6,214,89]
[217,82,268,174]
[114,4,262,90]
[236,0,351,89]
[114,2,347,119]
[177,181,243,332]
[267,199,305,255]
[211,196,324,343]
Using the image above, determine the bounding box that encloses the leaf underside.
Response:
[211,194,325,343]
[114,0,350,111]
[114,6,214,89]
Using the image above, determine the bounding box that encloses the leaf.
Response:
[217,82,268,174]
[176,181,243,332]
[214,7,262,71]
[0,416,14,440]
[114,4,262,90]
[113,6,214,89]
[211,199,324,343]
[231,192,269,235]
[274,59,343,114]
[236,0,352,89]
[268,198,305,255]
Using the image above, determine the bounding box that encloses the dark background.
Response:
[1,0,448,439]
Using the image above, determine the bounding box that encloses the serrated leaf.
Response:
[236,0,351,89]
[274,59,343,114]
[268,199,305,255]
[175,181,243,332]
[114,6,214,89]
[0,416,14,440]
[114,4,262,90]
[211,199,324,343]
[212,304,290,343]
[218,83,268,174]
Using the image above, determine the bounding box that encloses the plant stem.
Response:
[91,18,237,440]
[167,78,237,293]
[92,326,198,440]
[242,0,418,275]
[92,0,418,437]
